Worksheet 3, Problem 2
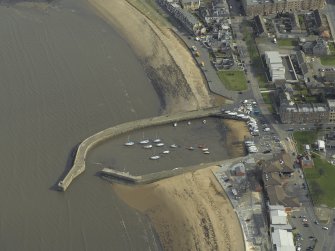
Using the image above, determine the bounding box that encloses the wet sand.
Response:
[89,0,212,113]
[113,165,245,251]
[87,0,249,249]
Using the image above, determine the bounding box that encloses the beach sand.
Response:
[88,1,248,250]
[113,165,244,251]
[89,0,212,113]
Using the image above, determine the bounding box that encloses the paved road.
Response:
[170,27,238,100]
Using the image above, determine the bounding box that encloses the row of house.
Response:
[158,0,202,33]
[275,87,335,124]
[242,0,325,16]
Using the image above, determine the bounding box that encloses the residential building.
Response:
[242,0,325,16]
[180,0,201,10]
[302,38,329,56]
[296,50,308,76]
[276,89,329,124]
[324,70,335,82]
[254,15,267,37]
[158,0,202,33]
[327,99,335,122]
[264,51,286,82]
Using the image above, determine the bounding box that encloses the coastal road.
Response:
[171,27,238,100]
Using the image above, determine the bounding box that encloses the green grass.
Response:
[320,55,335,66]
[293,131,319,154]
[217,70,247,91]
[328,42,335,54]
[304,157,335,207]
[261,92,271,104]
[277,38,297,47]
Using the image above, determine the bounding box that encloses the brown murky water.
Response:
[0,1,245,250]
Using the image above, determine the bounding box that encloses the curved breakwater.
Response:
[58,107,224,191]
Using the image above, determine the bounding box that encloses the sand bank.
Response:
[88,0,211,112]
[113,165,244,251]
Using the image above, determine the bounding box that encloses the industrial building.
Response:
[264,51,286,82]
[269,205,295,251]
[242,0,325,16]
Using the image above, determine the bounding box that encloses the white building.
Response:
[271,229,295,251]
[265,51,285,82]
[318,140,325,151]
[270,209,287,225]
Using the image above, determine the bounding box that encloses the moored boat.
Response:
[162,150,170,154]
[156,142,164,147]
[150,155,160,160]
[143,144,153,149]
[140,139,149,144]
[170,144,178,148]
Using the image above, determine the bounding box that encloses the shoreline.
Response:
[88,0,212,113]
[87,0,246,249]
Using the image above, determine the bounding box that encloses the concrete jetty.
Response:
[58,107,222,191]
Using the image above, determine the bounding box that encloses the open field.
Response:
[320,55,335,66]
[261,92,271,104]
[217,70,247,91]
[293,131,335,207]
[304,157,335,208]
[277,38,297,47]
[293,131,319,153]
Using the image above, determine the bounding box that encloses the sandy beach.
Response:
[89,0,212,113]
[113,165,245,251]
[88,0,247,250]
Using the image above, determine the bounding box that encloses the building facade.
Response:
[242,0,325,16]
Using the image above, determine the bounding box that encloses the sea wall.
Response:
[58,107,222,191]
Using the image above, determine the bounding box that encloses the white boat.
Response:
[143,144,153,149]
[187,146,195,150]
[202,148,209,151]
[125,141,135,146]
[139,132,149,144]
[140,139,150,144]
[170,144,178,148]
[173,122,177,127]
[162,150,170,154]
[150,155,160,160]
[153,138,161,143]
[203,151,210,154]
[187,121,191,125]
[156,142,165,147]
[125,136,135,146]
[203,119,207,124]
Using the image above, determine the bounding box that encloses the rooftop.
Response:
[271,229,295,251]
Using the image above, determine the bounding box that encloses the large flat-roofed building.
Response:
[265,51,286,82]
[242,0,325,16]
[271,229,295,251]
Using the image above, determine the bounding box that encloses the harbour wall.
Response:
[58,107,222,191]
[99,157,246,185]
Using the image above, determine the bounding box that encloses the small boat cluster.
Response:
[124,136,210,160]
